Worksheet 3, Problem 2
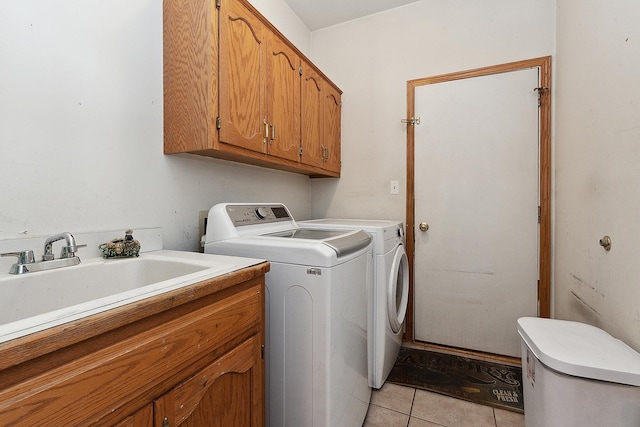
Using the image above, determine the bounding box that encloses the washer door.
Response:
[388,245,409,333]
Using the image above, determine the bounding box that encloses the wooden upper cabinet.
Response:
[301,61,341,172]
[323,84,342,173]
[218,0,302,163]
[219,0,267,154]
[300,62,324,169]
[266,32,301,162]
[163,0,218,153]
[163,0,341,177]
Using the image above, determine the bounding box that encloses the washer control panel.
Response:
[225,204,292,227]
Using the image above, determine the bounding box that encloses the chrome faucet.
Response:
[43,232,78,261]
[1,232,83,274]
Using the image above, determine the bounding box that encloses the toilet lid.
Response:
[517,317,640,387]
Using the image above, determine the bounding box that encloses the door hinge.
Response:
[261,344,265,359]
[216,0,221,9]
[299,146,303,157]
[538,206,541,224]
[299,65,303,76]
[216,116,221,130]
[401,116,420,126]
[534,87,548,107]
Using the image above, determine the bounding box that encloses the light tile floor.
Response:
[364,382,524,427]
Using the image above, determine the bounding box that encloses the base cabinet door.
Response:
[154,336,264,427]
[113,405,153,427]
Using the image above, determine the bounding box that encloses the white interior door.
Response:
[413,68,540,357]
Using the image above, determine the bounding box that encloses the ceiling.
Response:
[283,0,422,31]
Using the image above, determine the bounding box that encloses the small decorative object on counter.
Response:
[99,229,141,258]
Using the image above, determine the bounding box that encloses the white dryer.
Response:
[300,219,409,389]
[204,204,373,427]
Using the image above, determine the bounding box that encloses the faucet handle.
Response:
[2,250,35,273]
[60,244,86,259]
[1,250,36,264]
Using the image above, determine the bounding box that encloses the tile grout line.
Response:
[406,388,416,427]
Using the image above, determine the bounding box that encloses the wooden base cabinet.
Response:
[164,0,341,178]
[0,265,267,427]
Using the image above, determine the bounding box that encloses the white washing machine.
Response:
[300,219,409,389]
[204,203,373,427]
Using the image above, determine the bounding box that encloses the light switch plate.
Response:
[390,180,400,195]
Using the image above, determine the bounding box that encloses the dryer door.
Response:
[388,245,409,333]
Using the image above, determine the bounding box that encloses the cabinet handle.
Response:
[269,123,276,144]
[163,417,170,427]
[264,119,269,142]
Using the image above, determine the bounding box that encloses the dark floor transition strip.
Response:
[387,347,524,413]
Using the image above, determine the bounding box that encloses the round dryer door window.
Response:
[388,245,409,333]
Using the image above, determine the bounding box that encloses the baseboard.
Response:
[403,341,521,367]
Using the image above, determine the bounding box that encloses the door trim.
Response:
[405,56,552,344]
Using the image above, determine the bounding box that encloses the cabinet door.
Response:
[323,84,342,173]
[300,62,325,169]
[113,404,153,427]
[219,0,267,154]
[154,336,264,427]
[266,32,301,162]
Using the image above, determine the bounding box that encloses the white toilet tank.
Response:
[517,317,640,427]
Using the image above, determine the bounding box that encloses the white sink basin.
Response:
[0,250,262,344]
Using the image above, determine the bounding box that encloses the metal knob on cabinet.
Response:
[419,222,429,232]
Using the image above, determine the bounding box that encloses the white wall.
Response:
[309,0,640,352]
[555,0,640,351]
[308,0,556,220]
[0,0,312,252]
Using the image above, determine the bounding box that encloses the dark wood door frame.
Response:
[404,56,552,346]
